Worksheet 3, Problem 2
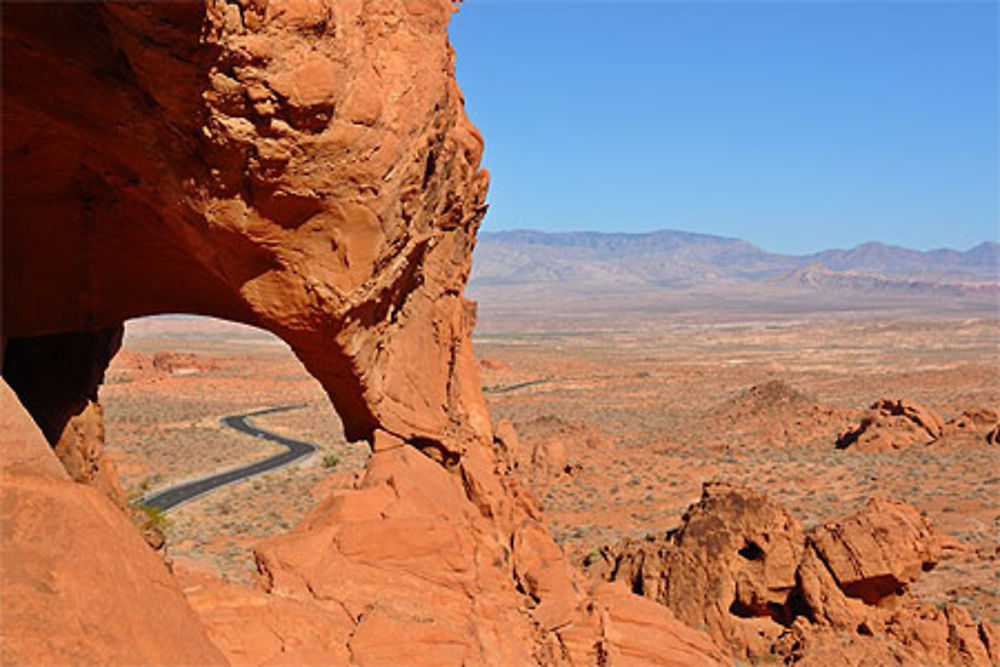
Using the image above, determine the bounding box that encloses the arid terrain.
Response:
[4,1,997,662]
[105,309,1000,636]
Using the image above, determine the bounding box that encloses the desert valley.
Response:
[2,1,998,665]
[91,231,1000,664]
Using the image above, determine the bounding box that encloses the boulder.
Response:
[803,498,940,609]
[837,398,944,452]
[597,482,805,659]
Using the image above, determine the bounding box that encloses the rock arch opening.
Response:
[0,2,733,664]
[102,315,363,575]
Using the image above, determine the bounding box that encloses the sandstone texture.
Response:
[152,350,221,375]
[4,0,490,450]
[593,482,999,665]
[0,380,227,665]
[837,398,945,452]
[943,407,1000,446]
[2,1,725,664]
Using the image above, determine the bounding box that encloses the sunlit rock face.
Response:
[2,2,730,664]
[3,0,490,450]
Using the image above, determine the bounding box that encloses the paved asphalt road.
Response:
[142,405,316,512]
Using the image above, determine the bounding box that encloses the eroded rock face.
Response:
[2,2,727,663]
[593,482,806,658]
[944,407,1000,446]
[4,0,490,451]
[594,483,998,665]
[802,497,940,612]
[837,399,944,452]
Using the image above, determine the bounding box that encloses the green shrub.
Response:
[322,453,340,469]
[135,504,170,533]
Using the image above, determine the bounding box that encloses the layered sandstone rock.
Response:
[594,483,998,665]
[801,497,940,616]
[837,398,945,452]
[4,0,490,451]
[2,2,726,664]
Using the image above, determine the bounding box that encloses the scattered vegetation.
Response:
[134,504,170,534]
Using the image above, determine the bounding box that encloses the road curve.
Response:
[142,405,316,512]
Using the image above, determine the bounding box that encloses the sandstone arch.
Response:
[3,0,490,454]
[2,2,726,664]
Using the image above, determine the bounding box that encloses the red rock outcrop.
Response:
[592,482,806,659]
[5,0,492,450]
[837,398,945,452]
[944,407,1000,446]
[152,351,220,375]
[594,483,999,665]
[800,497,940,620]
[2,1,726,663]
[0,380,227,664]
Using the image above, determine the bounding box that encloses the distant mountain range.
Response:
[471,229,1000,294]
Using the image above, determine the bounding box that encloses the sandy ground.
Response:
[102,313,1000,624]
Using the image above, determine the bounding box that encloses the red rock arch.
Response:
[3,0,489,452]
[1,2,726,664]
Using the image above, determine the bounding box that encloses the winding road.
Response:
[142,405,317,512]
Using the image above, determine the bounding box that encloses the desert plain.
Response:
[105,303,1000,636]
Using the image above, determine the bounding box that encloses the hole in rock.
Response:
[630,572,645,596]
[738,539,764,561]
[839,574,905,606]
[729,596,798,627]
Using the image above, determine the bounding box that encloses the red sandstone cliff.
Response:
[1,1,725,663]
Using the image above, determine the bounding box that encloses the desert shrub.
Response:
[135,504,170,533]
[322,453,340,469]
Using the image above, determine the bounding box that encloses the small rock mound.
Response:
[710,380,854,447]
[478,358,511,372]
[151,351,218,376]
[716,380,816,418]
[947,407,999,431]
[837,398,944,452]
[493,418,576,493]
[592,483,999,665]
[944,407,1000,446]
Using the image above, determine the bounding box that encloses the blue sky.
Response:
[449,1,999,254]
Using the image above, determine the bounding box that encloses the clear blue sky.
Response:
[449,1,999,254]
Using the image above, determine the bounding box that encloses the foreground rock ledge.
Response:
[2,1,725,663]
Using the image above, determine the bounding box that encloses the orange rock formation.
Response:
[2,1,724,663]
[595,483,999,665]
[837,398,945,452]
